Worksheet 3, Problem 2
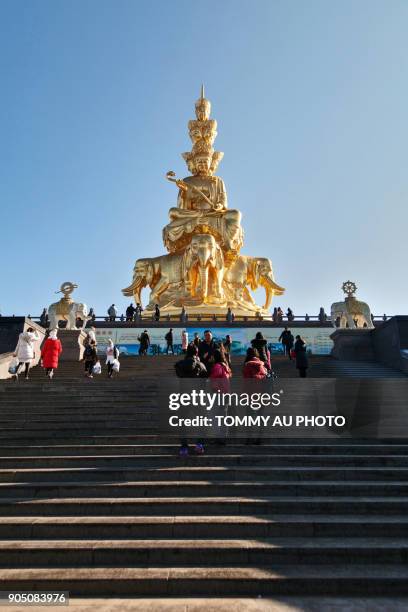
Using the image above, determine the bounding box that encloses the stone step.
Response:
[0,565,407,596]
[0,407,156,414]
[1,466,408,483]
[0,435,404,445]
[0,538,407,567]
[0,427,159,437]
[1,515,407,539]
[31,597,408,611]
[0,454,407,468]
[0,480,407,499]
[0,497,406,517]
[1,443,408,456]
[0,418,158,428]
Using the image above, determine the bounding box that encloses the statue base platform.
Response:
[330,328,375,361]
[57,330,87,361]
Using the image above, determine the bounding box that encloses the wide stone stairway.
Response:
[0,355,407,600]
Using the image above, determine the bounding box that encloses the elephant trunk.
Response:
[196,248,211,269]
[261,275,285,310]
[194,248,211,299]
[122,278,144,304]
[199,264,209,299]
[133,280,144,306]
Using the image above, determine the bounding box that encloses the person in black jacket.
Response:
[165,328,174,354]
[126,303,136,322]
[279,327,294,359]
[138,330,150,356]
[83,340,98,378]
[175,344,207,378]
[250,332,269,368]
[294,335,308,377]
[198,330,218,374]
[175,345,207,456]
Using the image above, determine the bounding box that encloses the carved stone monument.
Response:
[331,281,374,329]
[123,87,285,315]
[48,282,90,331]
[47,282,89,361]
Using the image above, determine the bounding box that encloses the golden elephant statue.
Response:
[122,234,225,309]
[122,252,185,309]
[223,255,285,311]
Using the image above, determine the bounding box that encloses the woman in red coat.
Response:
[41,329,62,379]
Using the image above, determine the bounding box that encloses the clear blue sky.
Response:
[1,0,407,317]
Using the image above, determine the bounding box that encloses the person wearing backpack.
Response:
[83,340,97,378]
[106,338,119,378]
[165,328,174,354]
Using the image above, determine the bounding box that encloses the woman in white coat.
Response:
[106,339,119,378]
[14,327,40,380]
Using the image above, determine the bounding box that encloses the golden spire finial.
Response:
[200,84,205,99]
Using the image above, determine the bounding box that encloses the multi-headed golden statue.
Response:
[123,87,285,315]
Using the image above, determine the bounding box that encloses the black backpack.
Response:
[175,358,204,378]
[84,345,93,358]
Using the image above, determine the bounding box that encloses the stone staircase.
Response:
[0,356,407,598]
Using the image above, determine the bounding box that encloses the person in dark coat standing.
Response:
[83,340,98,378]
[250,332,269,369]
[279,327,294,359]
[198,330,218,374]
[41,329,62,379]
[138,330,150,356]
[175,345,207,456]
[154,304,160,321]
[126,304,136,322]
[165,328,174,354]
[294,335,308,378]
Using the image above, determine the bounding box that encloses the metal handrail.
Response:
[12,313,393,324]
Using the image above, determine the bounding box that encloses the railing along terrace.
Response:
[11,313,393,326]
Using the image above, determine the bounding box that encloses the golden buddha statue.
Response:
[163,86,243,256]
[123,87,285,315]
